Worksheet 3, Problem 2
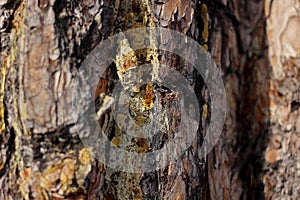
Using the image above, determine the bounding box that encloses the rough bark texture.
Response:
[263,0,300,199]
[0,0,299,199]
[208,0,270,199]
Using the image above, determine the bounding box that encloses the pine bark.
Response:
[0,0,299,199]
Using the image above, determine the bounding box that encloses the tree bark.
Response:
[0,0,299,199]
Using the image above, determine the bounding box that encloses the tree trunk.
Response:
[0,0,299,199]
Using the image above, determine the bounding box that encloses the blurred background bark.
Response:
[0,0,299,199]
